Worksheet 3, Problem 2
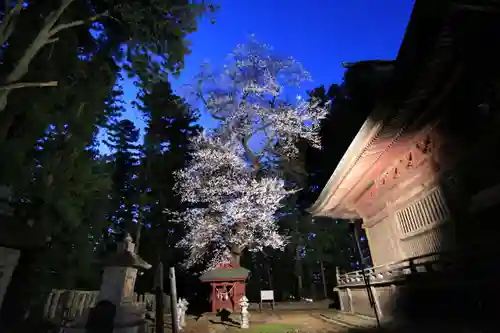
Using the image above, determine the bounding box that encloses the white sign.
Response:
[260,290,274,301]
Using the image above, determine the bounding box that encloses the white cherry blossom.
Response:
[168,38,328,269]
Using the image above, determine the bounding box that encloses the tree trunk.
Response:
[311,281,317,300]
[297,275,303,299]
[320,260,328,300]
[230,223,244,266]
[230,243,241,266]
[134,219,142,254]
[295,245,303,299]
[266,261,273,290]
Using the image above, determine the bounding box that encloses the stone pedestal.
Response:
[64,233,151,333]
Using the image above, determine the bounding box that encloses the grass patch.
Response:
[236,323,299,333]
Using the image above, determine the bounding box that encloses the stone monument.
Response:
[64,232,151,333]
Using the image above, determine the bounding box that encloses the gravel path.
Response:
[185,311,352,333]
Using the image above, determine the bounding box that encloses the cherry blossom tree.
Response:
[168,38,329,269]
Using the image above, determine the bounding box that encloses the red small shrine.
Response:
[199,262,249,313]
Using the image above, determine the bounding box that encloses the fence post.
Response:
[155,262,164,333]
[169,267,179,333]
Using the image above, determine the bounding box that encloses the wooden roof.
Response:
[308,0,491,219]
[199,267,249,282]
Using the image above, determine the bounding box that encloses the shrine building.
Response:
[308,0,500,327]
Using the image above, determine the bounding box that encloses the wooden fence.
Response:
[43,289,159,321]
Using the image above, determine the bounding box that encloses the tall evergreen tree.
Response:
[0,21,122,328]
[133,80,201,291]
[137,81,201,253]
[0,0,216,329]
[105,119,141,235]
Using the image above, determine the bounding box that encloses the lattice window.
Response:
[396,188,450,236]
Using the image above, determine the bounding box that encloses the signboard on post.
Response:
[259,290,275,311]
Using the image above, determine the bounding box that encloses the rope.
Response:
[216,285,234,301]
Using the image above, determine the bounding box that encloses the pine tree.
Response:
[130,80,201,291]
[105,119,141,235]
[137,81,201,257]
[0,21,122,328]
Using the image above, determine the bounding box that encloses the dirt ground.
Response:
[183,311,350,333]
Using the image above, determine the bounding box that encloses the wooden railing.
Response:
[336,252,446,287]
[335,243,499,287]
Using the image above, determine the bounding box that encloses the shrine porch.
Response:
[334,250,498,332]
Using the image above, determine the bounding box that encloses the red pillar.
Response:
[211,283,216,313]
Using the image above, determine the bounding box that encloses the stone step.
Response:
[314,311,378,329]
[316,312,489,333]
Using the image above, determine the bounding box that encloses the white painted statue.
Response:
[177,298,189,330]
[239,296,249,329]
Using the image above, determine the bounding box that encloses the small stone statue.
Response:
[177,298,189,330]
[239,296,249,329]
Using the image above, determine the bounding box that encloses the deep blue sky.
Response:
[118,0,414,141]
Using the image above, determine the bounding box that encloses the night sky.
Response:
[113,0,414,149]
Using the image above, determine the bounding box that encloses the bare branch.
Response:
[213,114,226,121]
[0,81,58,91]
[0,0,24,45]
[48,11,108,36]
[241,137,259,170]
[43,0,75,26]
[0,0,78,112]
[242,123,271,170]
[46,37,59,44]
[197,92,226,121]
[269,96,276,108]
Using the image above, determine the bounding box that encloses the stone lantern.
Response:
[98,232,152,304]
[64,232,151,333]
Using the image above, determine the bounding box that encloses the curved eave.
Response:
[200,277,248,283]
[307,110,385,217]
[308,0,450,218]
[101,251,152,270]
